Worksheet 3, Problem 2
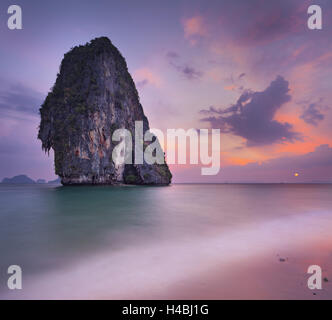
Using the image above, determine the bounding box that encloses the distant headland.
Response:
[1,175,61,184]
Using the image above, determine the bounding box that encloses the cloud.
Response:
[0,82,43,118]
[221,73,246,91]
[133,68,162,88]
[211,1,309,46]
[187,1,332,80]
[172,144,332,183]
[271,144,332,169]
[175,65,203,80]
[166,51,203,80]
[166,51,179,59]
[182,16,207,43]
[300,102,326,126]
[200,76,302,146]
[223,85,237,91]
[240,2,305,45]
[136,79,149,89]
[219,144,332,182]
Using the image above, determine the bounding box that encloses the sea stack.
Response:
[38,37,172,185]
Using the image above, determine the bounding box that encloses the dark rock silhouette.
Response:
[38,37,171,185]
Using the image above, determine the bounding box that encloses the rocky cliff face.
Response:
[38,37,171,185]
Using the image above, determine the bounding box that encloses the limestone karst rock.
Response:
[38,37,172,185]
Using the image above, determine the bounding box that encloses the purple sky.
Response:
[0,0,331,182]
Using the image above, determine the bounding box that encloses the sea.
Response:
[0,183,332,299]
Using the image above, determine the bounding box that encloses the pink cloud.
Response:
[133,68,162,88]
[172,144,332,183]
[223,84,237,91]
[182,16,207,44]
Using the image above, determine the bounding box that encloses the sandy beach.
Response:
[2,207,332,300]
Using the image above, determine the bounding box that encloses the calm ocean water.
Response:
[0,183,332,299]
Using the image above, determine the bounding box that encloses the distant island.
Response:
[1,175,35,184]
[1,175,61,185]
[47,177,61,184]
